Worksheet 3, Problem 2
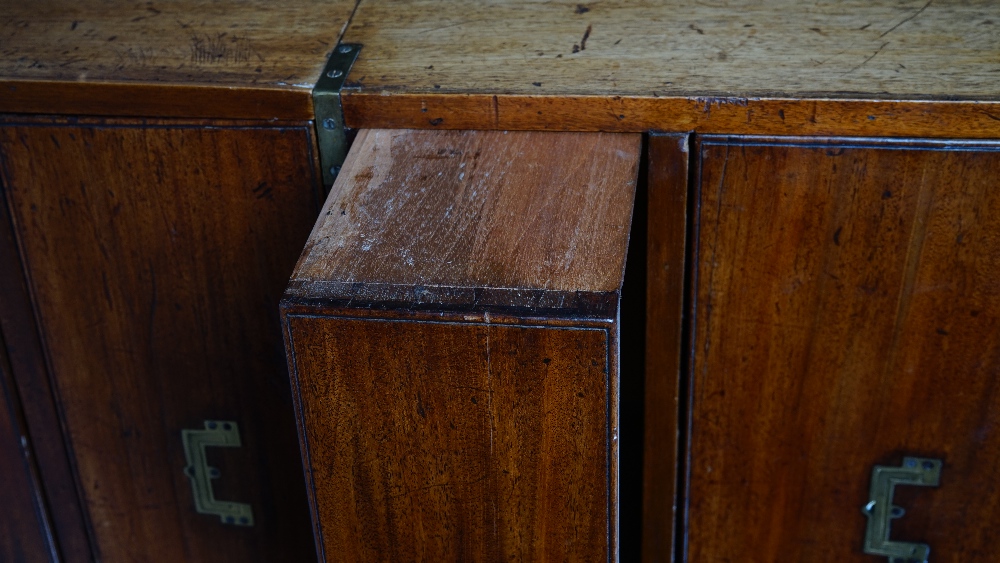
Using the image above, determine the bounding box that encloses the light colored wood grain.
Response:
[343,0,999,100]
[1,0,355,88]
[338,0,1000,135]
[288,128,640,309]
[0,0,357,117]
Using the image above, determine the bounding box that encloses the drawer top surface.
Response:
[285,129,640,316]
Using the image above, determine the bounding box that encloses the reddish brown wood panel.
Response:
[0,343,54,563]
[642,133,690,563]
[342,94,1000,140]
[285,315,611,562]
[687,138,1000,562]
[0,176,91,561]
[0,118,322,562]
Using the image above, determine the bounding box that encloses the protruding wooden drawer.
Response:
[282,129,641,561]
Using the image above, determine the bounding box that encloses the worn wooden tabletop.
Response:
[2,0,998,134]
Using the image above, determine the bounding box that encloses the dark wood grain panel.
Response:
[289,129,640,308]
[0,341,55,563]
[642,133,690,563]
[687,138,1000,562]
[0,171,91,561]
[285,316,611,562]
[0,118,322,562]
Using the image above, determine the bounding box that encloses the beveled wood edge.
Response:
[343,93,1000,138]
[0,80,314,120]
[279,308,618,561]
[279,287,621,324]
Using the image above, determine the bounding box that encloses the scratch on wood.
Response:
[694,97,749,114]
[847,41,891,73]
[189,33,263,65]
[880,0,933,38]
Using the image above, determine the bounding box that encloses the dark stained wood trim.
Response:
[0,165,94,562]
[343,93,1000,139]
[0,80,314,120]
[641,133,691,563]
[0,330,60,562]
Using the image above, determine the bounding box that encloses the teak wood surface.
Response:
[282,128,640,561]
[339,0,1000,137]
[3,0,999,135]
[0,117,323,562]
[285,318,613,562]
[685,137,1000,562]
[641,133,690,563]
[0,0,357,119]
[287,128,640,313]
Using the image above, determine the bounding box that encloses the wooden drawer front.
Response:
[686,138,1000,562]
[286,316,611,561]
[281,128,640,561]
[0,118,320,562]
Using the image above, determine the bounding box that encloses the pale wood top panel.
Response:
[343,0,1000,100]
[290,129,639,299]
[0,0,356,89]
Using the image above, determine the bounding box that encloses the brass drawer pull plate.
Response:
[181,420,254,526]
[862,457,941,563]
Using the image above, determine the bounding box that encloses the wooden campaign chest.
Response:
[3,1,1000,562]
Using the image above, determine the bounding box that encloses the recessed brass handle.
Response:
[181,420,254,526]
[862,457,941,563]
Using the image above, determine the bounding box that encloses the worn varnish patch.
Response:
[287,129,640,315]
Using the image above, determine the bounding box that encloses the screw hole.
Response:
[223,423,232,431]
[207,421,217,430]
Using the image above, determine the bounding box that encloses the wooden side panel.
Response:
[286,316,611,562]
[0,173,90,561]
[687,139,1000,562]
[642,133,690,563]
[0,119,321,562]
[0,342,54,563]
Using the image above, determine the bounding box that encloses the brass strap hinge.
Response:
[313,44,362,188]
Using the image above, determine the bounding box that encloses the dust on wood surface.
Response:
[290,128,640,305]
[0,0,356,89]
[342,0,999,100]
